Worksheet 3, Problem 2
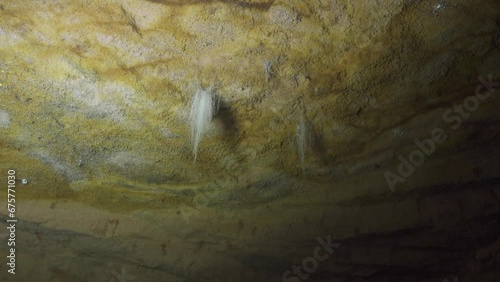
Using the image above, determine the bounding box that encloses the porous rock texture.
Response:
[0,0,499,281]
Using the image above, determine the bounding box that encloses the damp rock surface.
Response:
[0,0,500,281]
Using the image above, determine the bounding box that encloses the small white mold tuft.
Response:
[296,117,312,177]
[188,87,218,161]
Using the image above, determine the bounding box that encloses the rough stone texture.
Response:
[0,0,499,281]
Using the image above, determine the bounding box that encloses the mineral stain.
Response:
[146,0,275,10]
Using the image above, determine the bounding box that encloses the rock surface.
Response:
[0,0,499,281]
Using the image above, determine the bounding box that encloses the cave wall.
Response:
[0,0,499,281]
